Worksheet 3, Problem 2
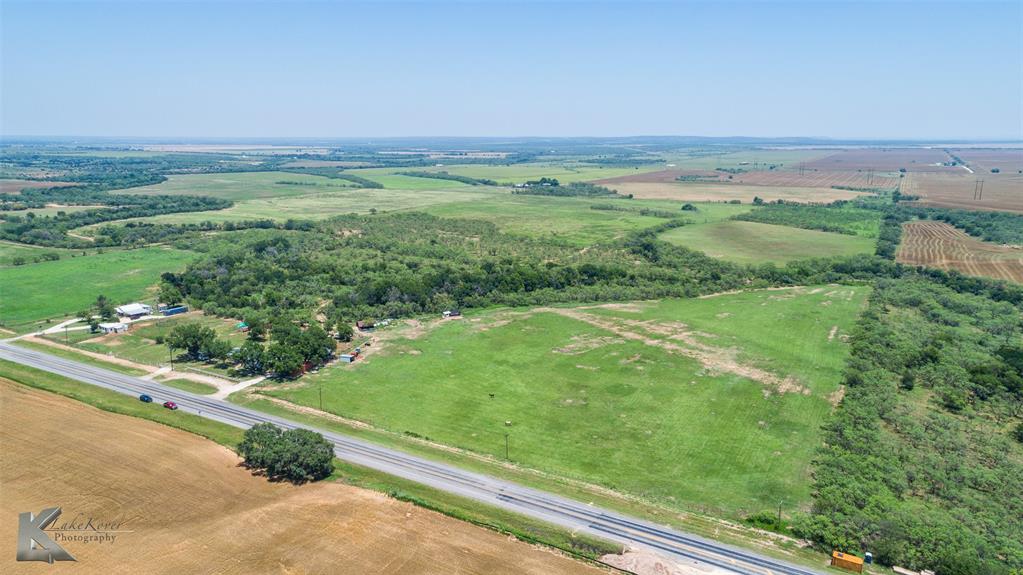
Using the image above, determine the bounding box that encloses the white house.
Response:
[115,303,151,318]
[98,322,129,334]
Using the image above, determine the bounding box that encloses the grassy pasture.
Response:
[264,286,868,517]
[0,241,84,267]
[119,171,348,200]
[422,195,680,246]
[0,247,195,331]
[660,220,876,265]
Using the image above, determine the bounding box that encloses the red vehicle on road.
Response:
[163,401,178,410]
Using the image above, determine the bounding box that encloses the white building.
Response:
[98,322,129,334]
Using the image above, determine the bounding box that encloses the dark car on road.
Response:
[163,401,178,410]
[139,394,152,403]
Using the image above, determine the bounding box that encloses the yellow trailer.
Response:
[831,550,864,573]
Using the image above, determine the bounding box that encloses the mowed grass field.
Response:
[120,171,358,200]
[660,220,876,265]
[264,286,868,517]
[0,247,195,331]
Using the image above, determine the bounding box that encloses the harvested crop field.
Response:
[896,220,1023,283]
[903,172,1023,213]
[0,380,603,575]
[951,148,1023,173]
[802,148,959,172]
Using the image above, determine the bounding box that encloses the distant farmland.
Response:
[903,172,1023,214]
[896,220,1023,283]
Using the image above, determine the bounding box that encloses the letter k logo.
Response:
[17,507,76,562]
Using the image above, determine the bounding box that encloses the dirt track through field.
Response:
[0,380,606,575]
[896,220,1023,283]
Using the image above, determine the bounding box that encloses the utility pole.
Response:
[319,380,323,411]
[168,344,174,368]
[504,433,510,460]
[64,325,69,346]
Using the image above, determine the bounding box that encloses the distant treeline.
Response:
[279,168,383,188]
[396,171,498,186]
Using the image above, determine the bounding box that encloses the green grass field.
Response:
[660,220,877,265]
[0,241,85,267]
[158,377,218,394]
[263,286,868,517]
[0,247,195,331]
[120,171,351,200]
[423,198,751,246]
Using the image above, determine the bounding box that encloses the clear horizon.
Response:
[3,1,1021,140]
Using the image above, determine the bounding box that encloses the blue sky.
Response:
[2,1,1020,139]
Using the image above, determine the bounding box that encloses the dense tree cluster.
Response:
[238,422,334,483]
[163,212,902,330]
[794,276,1023,574]
[512,181,623,197]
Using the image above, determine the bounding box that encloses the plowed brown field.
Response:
[896,221,1023,283]
[0,380,605,575]
[803,148,958,172]
[904,172,1023,213]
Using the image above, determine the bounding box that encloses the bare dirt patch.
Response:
[0,380,605,575]
[540,308,809,396]
[896,220,1023,283]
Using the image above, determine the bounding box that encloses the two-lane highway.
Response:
[0,342,825,575]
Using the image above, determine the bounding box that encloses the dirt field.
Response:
[803,148,959,172]
[896,220,1023,283]
[0,380,605,575]
[903,172,1023,213]
[601,181,868,203]
[950,149,1023,173]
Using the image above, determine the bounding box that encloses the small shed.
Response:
[162,305,189,317]
[99,322,129,334]
[830,551,863,573]
[356,320,375,330]
[339,354,356,363]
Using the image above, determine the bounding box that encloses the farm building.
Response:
[830,551,863,573]
[339,354,356,363]
[443,310,462,318]
[115,302,152,319]
[98,322,129,334]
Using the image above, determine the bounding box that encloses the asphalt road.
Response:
[0,342,826,575]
